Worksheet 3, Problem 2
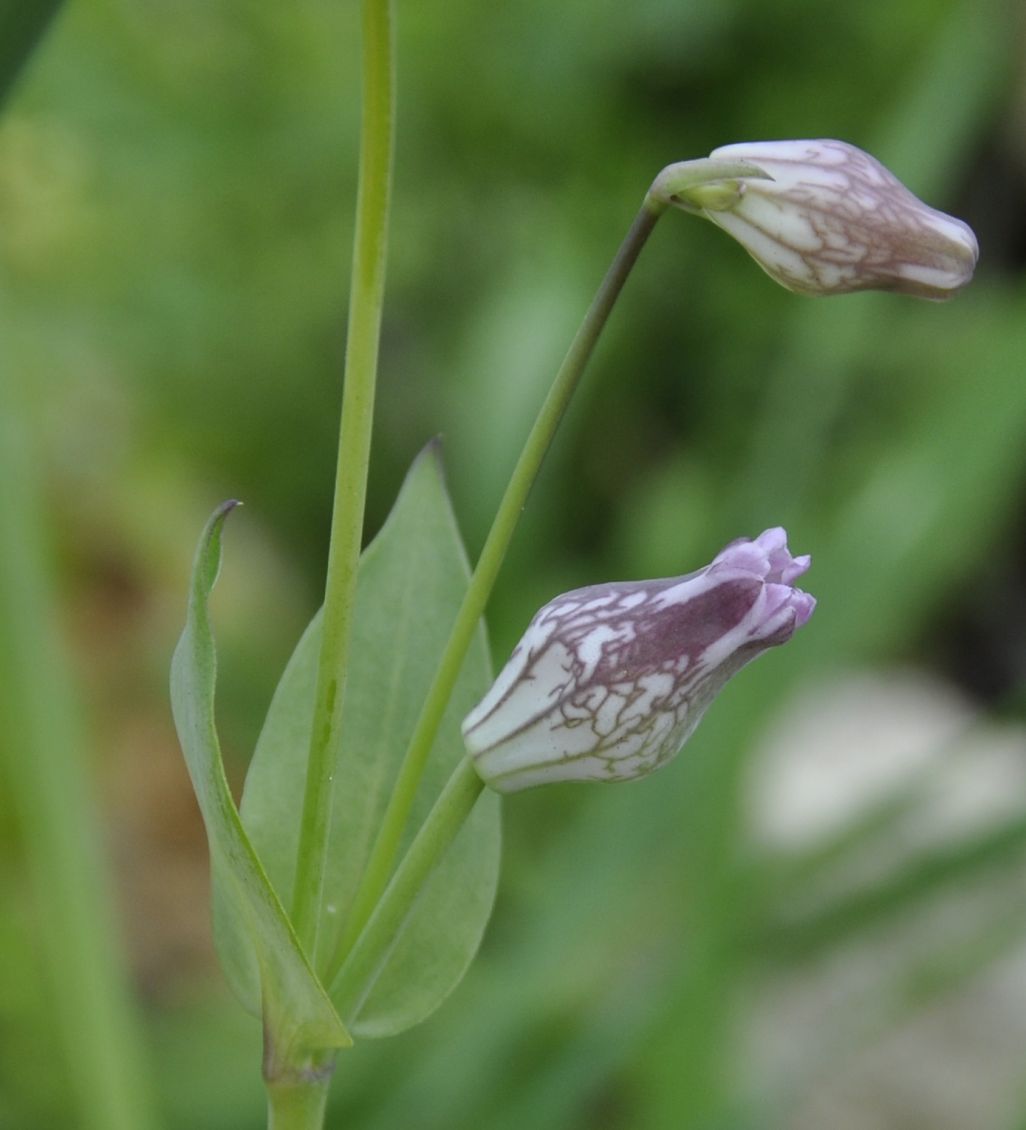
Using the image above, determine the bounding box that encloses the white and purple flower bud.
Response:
[688,139,978,299]
[462,529,815,793]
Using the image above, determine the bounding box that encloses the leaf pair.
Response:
[170,445,500,1066]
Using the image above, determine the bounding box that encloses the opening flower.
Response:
[674,139,978,299]
[463,529,815,793]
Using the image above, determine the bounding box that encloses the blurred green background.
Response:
[3,0,1026,1127]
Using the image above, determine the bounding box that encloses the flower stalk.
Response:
[291,0,396,961]
[327,155,837,975]
[326,197,665,976]
[330,758,485,1018]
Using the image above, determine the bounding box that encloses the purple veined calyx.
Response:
[657,139,979,299]
[462,528,815,793]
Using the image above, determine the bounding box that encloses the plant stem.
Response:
[291,0,396,961]
[266,1069,333,1130]
[326,196,667,979]
[330,757,484,1018]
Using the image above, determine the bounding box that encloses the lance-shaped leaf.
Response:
[170,503,350,1067]
[231,444,500,1038]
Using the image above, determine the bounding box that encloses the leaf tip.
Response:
[408,436,450,489]
[207,498,243,542]
[421,434,445,463]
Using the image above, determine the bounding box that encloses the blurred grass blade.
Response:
[0,375,158,1130]
[759,790,921,899]
[236,443,500,1037]
[768,902,1026,1117]
[170,502,350,1066]
[756,815,1026,965]
[874,903,1026,1025]
[0,0,64,108]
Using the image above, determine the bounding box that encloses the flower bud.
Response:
[692,139,978,299]
[462,529,815,793]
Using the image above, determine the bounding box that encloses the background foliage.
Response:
[2,0,1026,1127]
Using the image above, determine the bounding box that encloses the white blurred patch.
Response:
[744,669,1026,1130]
[750,670,1026,849]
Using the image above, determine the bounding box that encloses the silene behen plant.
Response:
[169,5,978,1125]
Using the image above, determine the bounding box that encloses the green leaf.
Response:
[237,443,500,1038]
[170,502,350,1067]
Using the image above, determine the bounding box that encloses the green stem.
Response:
[330,758,484,1017]
[266,1069,333,1130]
[291,0,396,960]
[325,196,667,980]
